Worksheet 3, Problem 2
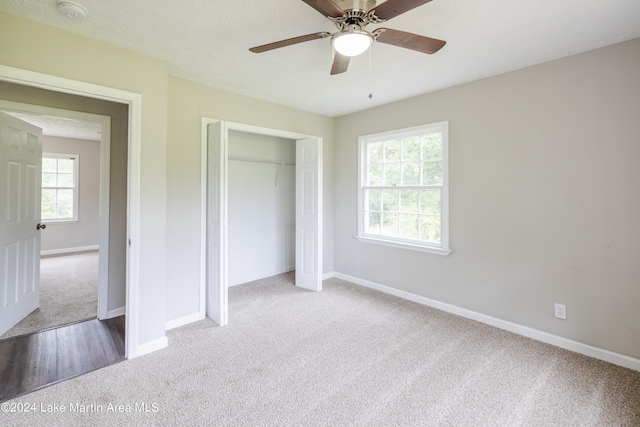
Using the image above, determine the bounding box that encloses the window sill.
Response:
[354,235,452,256]
[42,219,79,224]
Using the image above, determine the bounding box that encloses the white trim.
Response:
[133,336,168,358]
[106,306,126,319]
[199,118,211,321]
[333,271,640,372]
[357,121,450,254]
[40,244,99,256]
[0,64,143,360]
[322,271,335,281]
[354,235,452,256]
[229,265,295,287]
[98,116,111,321]
[165,311,205,331]
[200,119,322,323]
[41,152,80,221]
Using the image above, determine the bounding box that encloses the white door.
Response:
[206,122,228,326]
[0,112,43,336]
[295,137,322,292]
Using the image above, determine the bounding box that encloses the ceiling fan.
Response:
[249,0,446,75]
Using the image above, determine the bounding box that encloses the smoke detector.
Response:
[57,1,88,20]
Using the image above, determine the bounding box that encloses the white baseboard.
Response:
[332,271,640,372]
[166,311,205,331]
[228,265,296,287]
[322,271,335,281]
[104,306,125,319]
[132,336,168,359]
[41,245,99,256]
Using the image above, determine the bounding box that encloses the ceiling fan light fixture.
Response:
[332,29,373,57]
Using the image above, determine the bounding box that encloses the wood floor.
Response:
[0,316,125,402]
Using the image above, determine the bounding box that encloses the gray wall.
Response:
[41,136,100,253]
[0,81,128,314]
[333,39,640,360]
[227,130,295,286]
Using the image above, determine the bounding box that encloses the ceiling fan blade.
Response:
[301,0,345,18]
[249,32,330,53]
[330,52,350,75]
[375,28,446,54]
[370,0,433,21]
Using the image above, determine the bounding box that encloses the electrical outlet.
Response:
[554,303,566,320]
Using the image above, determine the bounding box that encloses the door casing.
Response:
[0,65,143,358]
[200,118,323,323]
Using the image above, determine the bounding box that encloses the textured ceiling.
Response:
[4,112,102,141]
[1,0,639,117]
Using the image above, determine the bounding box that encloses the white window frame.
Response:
[41,152,79,223]
[356,121,451,256]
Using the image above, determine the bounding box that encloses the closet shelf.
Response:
[228,156,295,166]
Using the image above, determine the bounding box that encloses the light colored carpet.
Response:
[0,251,98,339]
[2,272,639,426]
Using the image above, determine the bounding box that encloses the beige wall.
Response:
[41,136,100,253]
[166,77,335,322]
[1,12,168,347]
[334,38,640,360]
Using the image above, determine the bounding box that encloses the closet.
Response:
[227,130,296,286]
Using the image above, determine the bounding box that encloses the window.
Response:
[357,121,450,255]
[41,153,79,222]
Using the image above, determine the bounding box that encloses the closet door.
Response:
[206,122,228,326]
[295,137,322,292]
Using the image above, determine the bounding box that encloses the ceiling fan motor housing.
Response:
[335,0,377,13]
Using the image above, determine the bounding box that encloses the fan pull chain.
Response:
[368,45,373,99]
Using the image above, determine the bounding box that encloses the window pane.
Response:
[57,203,73,218]
[366,212,381,234]
[367,189,381,211]
[399,214,419,240]
[57,189,74,204]
[402,162,421,185]
[384,139,401,162]
[400,190,419,214]
[57,158,74,173]
[41,203,56,219]
[42,172,57,187]
[381,213,398,237]
[384,163,401,186]
[57,173,74,187]
[42,189,56,203]
[402,137,420,161]
[423,133,442,159]
[420,189,441,215]
[420,215,441,243]
[381,190,398,212]
[42,158,57,173]
[368,164,383,186]
[367,142,383,164]
[422,161,443,185]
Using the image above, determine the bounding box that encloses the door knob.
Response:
[37,223,46,230]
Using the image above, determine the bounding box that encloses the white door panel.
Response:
[0,112,43,336]
[295,138,322,292]
[206,122,228,326]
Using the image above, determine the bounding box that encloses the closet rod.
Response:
[228,156,295,167]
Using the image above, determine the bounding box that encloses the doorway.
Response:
[201,119,323,326]
[0,103,111,339]
[0,65,142,358]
